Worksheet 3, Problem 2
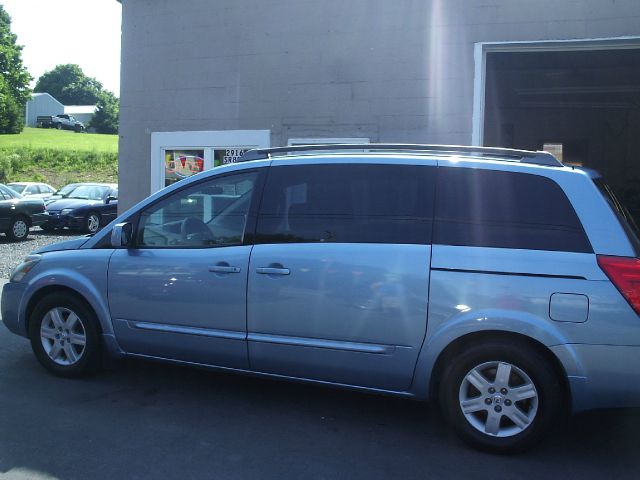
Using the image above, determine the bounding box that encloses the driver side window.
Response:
[137,171,259,248]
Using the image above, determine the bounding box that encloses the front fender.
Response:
[17,249,116,339]
[410,308,579,399]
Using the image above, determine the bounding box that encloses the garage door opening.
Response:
[482,46,640,220]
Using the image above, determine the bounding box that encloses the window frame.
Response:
[130,168,266,250]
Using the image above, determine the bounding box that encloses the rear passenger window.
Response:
[434,168,591,253]
[256,164,435,244]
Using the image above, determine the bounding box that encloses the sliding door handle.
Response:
[256,267,290,276]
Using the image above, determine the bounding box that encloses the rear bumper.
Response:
[30,212,50,227]
[552,344,640,412]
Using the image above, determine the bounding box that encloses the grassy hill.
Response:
[0,127,118,188]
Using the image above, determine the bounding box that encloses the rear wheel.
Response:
[28,293,102,377]
[6,216,29,241]
[439,340,562,453]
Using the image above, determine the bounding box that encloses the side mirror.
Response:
[111,222,133,248]
[105,196,117,204]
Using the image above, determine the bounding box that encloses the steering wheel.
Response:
[180,217,214,244]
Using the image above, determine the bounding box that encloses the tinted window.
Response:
[434,168,591,253]
[0,185,17,199]
[7,184,26,194]
[594,178,640,255]
[137,171,259,248]
[256,164,435,244]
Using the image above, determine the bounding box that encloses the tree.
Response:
[34,64,103,105]
[0,5,32,134]
[35,64,119,134]
[89,90,119,134]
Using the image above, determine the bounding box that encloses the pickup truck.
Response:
[36,114,85,132]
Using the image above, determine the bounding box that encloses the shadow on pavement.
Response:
[0,334,638,480]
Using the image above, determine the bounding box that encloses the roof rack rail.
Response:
[239,143,563,167]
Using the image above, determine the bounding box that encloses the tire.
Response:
[55,123,62,130]
[28,293,102,377]
[85,212,101,233]
[6,216,29,241]
[439,340,562,454]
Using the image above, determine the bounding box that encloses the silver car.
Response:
[7,182,56,200]
[3,144,640,453]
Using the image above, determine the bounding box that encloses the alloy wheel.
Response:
[40,307,87,366]
[458,361,538,438]
[87,214,100,233]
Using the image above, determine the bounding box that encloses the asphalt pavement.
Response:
[1,296,640,479]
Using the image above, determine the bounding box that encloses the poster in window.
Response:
[165,149,205,187]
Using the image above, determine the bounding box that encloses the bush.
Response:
[0,146,117,187]
[0,154,13,182]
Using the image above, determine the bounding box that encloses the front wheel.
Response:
[439,340,563,453]
[6,216,29,241]
[85,212,101,233]
[28,293,102,377]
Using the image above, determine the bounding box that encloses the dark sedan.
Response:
[43,183,118,234]
[0,184,48,241]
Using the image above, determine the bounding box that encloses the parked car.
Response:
[36,114,85,132]
[4,144,640,454]
[7,182,56,200]
[0,183,48,241]
[42,183,118,233]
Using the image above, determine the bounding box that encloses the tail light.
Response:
[597,255,640,315]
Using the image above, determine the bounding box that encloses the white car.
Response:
[7,182,56,200]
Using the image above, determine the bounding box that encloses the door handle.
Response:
[256,267,290,276]
[208,265,241,274]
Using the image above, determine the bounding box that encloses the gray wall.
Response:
[25,94,64,127]
[118,0,640,211]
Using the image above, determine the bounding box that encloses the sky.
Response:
[2,0,122,96]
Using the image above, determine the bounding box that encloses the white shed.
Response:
[25,93,64,127]
[64,105,98,127]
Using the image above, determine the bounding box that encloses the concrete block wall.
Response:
[118,0,640,210]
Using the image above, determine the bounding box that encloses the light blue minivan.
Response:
[3,144,640,453]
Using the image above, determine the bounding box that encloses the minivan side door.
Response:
[108,169,263,368]
[247,160,436,391]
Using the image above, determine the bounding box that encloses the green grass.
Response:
[0,128,118,187]
[0,127,118,153]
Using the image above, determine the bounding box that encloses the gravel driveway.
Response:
[0,228,85,278]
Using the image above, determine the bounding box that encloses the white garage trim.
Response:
[150,130,270,193]
[472,36,640,147]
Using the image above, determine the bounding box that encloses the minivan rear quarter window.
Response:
[256,164,435,244]
[434,168,591,253]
